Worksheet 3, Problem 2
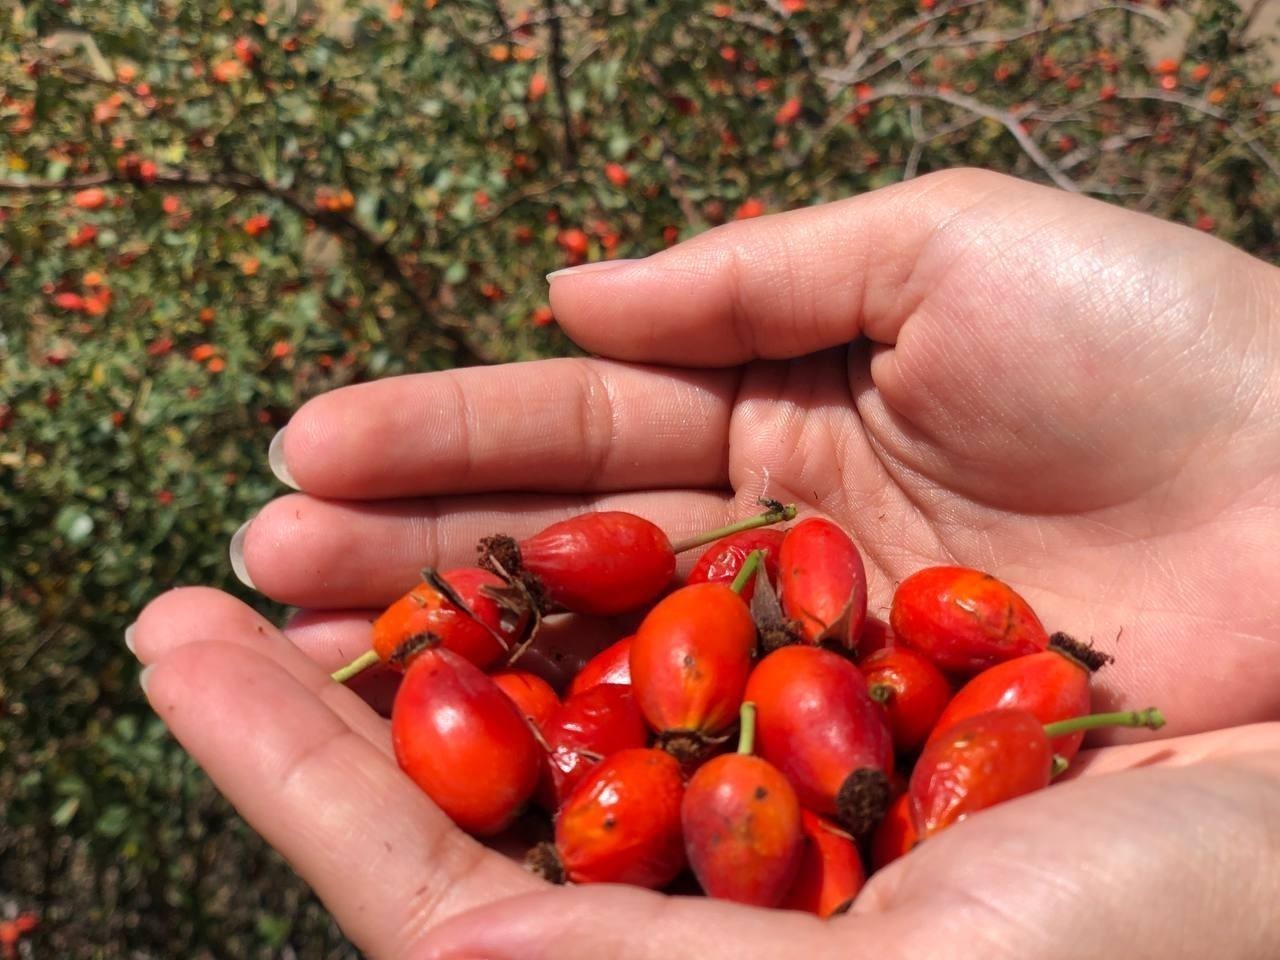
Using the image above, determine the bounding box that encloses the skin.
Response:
[129,169,1280,959]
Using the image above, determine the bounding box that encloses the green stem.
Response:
[669,502,797,554]
[331,649,380,684]
[1050,754,1070,778]
[737,701,757,756]
[1043,708,1165,740]
[729,549,764,595]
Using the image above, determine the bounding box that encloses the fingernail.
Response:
[139,665,154,697]
[124,622,137,655]
[546,258,641,283]
[229,519,256,589]
[268,427,299,490]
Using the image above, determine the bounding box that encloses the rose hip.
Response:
[859,646,953,754]
[481,503,795,617]
[856,616,895,660]
[870,793,918,871]
[777,517,868,651]
[392,647,542,836]
[529,747,686,888]
[537,683,649,810]
[926,636,1110,761]
[911,707,1165,839]
[890,566,1050,675]
[630,582,756,761]
[567,634,633,698]
[744,645,894,837]
[780,810,866,917]
[682,703,803,907]
[490,669,561,733]
[333,567,522,682]
[685,528,785,601]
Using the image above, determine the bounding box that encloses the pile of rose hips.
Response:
[333,504,1163,914]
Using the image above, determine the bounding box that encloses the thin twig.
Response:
[543,0,578,167]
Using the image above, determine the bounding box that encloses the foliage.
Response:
[1,0,1277,955]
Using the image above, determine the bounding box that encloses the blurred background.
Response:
[1,0,1278,956]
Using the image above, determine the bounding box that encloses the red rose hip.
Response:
[685,528,785,601]
[490,669,561,733]
[567,634,633,698]
[859,646,953,754]
[744,645,893,836]
[529,747,686,888]
[630,582,756,760]
[392,647,542,836]
[777,518,868,651]
[682,703,803,906]
[780,810,866,917]
[537,683,649,810]
[890,566,1050,675]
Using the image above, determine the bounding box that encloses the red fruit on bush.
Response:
[926,636,1110,761]
[780,810,866,917]
[630,582,756,760]
[567,634,633,697]
[744,646,893,836]
[604,162,630,187]
[392,647,542,836]
[911,708,1164,839]
[777,517,868,651]
[556,227,589,256]
[73,187,107,210]
[491,669,560,732]
[685,527,784,601]
[530,747,686,888]
[870,793,918,870]
[890,566,1049,675]
[538,683,649,810]
[859,646,953,754]
[366,568,524,674]
[682,703,803,906]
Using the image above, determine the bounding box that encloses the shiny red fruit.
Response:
[392,647,542,836]
[859,646,953,754]
[778,518,867,650]
[744,646,893,836]
[489,512,676,616]
[548,747,686,888]
[682,753,802,906]
[538,683,649,810]
[490,669,560,733]
[630,583,756,758]
[910,709,1052,839]
[372,568,519,671]
[890,566,1049,675]
[685,528,784,601]
[927,642,1100,760]
[781,810,866,917]
[567,634,633,698]
[870,793,919,871]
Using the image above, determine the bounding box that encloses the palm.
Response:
[132,171,1280,959]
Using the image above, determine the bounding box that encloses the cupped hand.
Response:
[131,169,1280,958]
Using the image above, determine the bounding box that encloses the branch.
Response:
[0,169,492,366]
[831,0,991,93]
[543,0,578,167]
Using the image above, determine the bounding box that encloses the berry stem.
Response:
[729,549,765,595]
[331,649,380,684]
[669,501,797,554]
[1042,708,1165,739]
[737,701,757,756]
[1050,754,1070,778]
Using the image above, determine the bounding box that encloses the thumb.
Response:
[416,884,861,960]
[546,168,1036,367]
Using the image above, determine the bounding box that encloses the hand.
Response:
[130,169,1280,958]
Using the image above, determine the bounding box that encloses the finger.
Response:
[282,609,401,716]
[274,358,737,499]
[418,886,860,960]
[1063,722,1280,781]
[130,587,391,753]
[233,489,733,608]
[143,641,542,957]
[547,168,1019,366]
